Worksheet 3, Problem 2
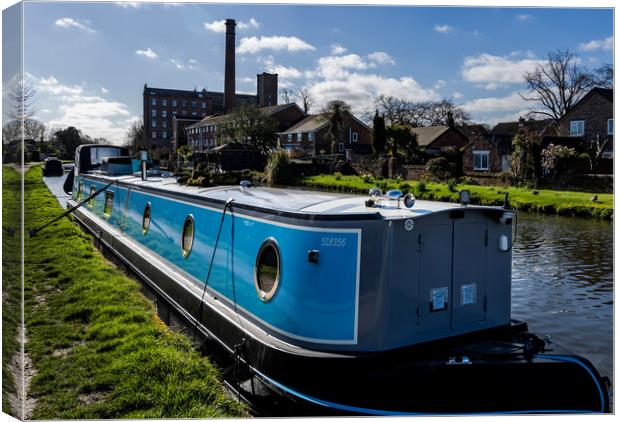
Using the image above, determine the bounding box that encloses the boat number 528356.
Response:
[321,236,347,247]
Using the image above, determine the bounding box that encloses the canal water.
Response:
[511,213,613,380]
[42,176,613,380]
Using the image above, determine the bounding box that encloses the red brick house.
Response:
[557,87,613,158]
[277,113,372,158]
[410,126,469,156]
[184,103,306,153]
[462,134,503,173]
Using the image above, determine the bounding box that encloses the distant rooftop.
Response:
[278,115,330,134]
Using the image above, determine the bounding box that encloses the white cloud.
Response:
[100,87,109,94]
[316,54,372,79]
[135,48,158,59]
[204,20,226,33]
[260,56,303,79]
[461,53,544,90]
[434,79,446,90]
[452,91,463,100]
[302,53,438,113]
[168,59,185,69]
[237,36,315,54]
[115,2,142,8]
[188,59,199,70]
[460,91,541,124]
[37,76,83,96]
[309,73,439,114]
[330,44,348,55]
[54,17,96,33]
[238,18,260,30]
[204,18,260,33]
[578,36,613,52]
[29,74,138,144]
[434,24,452,33]
[516,14,532,21]
[367,51,395,66]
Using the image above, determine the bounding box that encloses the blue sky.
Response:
[4,1,614,143]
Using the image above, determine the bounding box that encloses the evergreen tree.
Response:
[372,110,387,154]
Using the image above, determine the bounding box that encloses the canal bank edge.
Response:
[296,175,613,220]
[4,166,245,418]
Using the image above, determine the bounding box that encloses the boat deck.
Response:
[84,172,480,219]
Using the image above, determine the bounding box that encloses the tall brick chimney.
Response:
[224,19,236,113]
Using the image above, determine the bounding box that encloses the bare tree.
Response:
[3,119,45,143]
[279,88,295,104]
[298,88,314,114]
[8,78,37,120]
[374,96,470,127]
[218,105,278,156]
[592,64,613,89]
[424,99,471,126]
[520,50,594,123]
[2,78,45,143]
[585,134,610,172]
[126,120,145,154]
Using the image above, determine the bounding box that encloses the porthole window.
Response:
[88,186,96,208]
[142,202,151,234]
[181,215,194,258]
[254,238,281,302]
[103,191,114,217]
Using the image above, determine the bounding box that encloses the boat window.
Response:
[254,239,281,302]
[181,215,194,258]
[142,202,151,234]
[77,181,83,200]
[88,186,96,208]
[103,191,114,217]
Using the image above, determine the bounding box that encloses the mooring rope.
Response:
[28,180,115,237]
[192,198,234,343]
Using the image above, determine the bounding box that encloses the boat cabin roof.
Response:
[84,173,494,219]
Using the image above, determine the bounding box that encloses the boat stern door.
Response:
[417,221,454,334]
[416,213,488,338]
[451,220,487,327]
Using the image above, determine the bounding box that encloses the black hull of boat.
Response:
[72,208,611,416]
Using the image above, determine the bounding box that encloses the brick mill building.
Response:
[142,19,278,152]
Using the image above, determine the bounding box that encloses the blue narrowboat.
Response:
[62,144,611,415]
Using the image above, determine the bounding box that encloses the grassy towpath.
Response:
[2,166,23,418]
[298,175,613,220]
[9,166,245,418]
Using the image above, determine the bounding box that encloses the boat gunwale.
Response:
[78,173,510,222]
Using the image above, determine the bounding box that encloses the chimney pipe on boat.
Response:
[140,150,148,181]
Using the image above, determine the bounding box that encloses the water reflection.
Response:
[511,213,613,379]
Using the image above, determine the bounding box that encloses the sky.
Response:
[2,1,614,144]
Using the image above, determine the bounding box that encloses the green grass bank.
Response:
[297,175,613,220]
[9,166,245,418]
[2,167,22,417]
